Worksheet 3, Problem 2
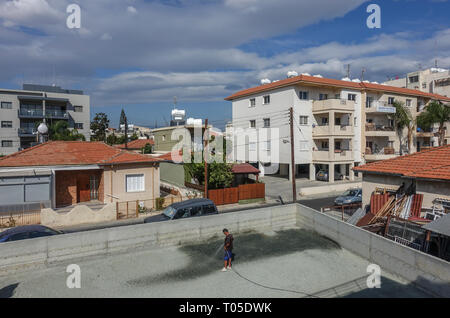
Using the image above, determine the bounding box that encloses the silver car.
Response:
[334,189,362,206]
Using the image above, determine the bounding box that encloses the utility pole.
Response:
[289,108,296,203]
[346,64,351,78]
[361,68,366,81]
[204,119,209,199]
[124,115,128,149]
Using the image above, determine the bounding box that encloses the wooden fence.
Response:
[208,183,265,206]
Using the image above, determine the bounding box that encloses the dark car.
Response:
[316,169,344,181]
[334,188,362,206]
[144,198,218,223]
[0,225,63,243]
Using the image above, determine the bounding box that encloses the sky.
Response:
[0,0,449,129]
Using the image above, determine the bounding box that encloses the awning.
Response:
[422,213,450,237]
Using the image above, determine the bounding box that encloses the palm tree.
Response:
[390,101,414,155]
[48,120,86,141]
[416,101,450,147]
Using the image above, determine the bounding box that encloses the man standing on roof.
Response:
[222,228,234,272]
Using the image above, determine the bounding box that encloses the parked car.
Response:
[316,169,344,181]
[0,225,63,243]
[334,188,362,206]
[144,198,218,223]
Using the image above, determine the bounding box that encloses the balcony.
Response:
[365,147,397,161]
[365,123,396,137]
[312,99,355,113]
[45,109,68,119]
[365,101,396,113]
[18,127,37,137]
[313,124,354,136]
[18,109,43,118]
[312,149,353,162]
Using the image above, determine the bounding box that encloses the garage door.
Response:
[0,175,51,206]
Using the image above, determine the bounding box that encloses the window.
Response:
[388,97,395,105]
[299,116,308,125]
[161,135,166,141]
[203,204,217,214]
[409,75,419,83]
[321,141,329,149]
[189,206,202,217]
[388,119,394,127]
[335,94,341,99]
[354,117,357,126]
[299,141,309,151]
[249,120,256,128]
[1,121,12,128]
[406,99,412,107]
[249,142,257,151]
[1,140,13,147]
[321,117,329,125]
[348,94,356,101]
[263,95,270,104]
[126,174,145,192]
[262,141,271,151]
[422,83,427,89]
[249,98,256,108]
[319,93,328,100]
[366,96,374,108]
[74,123,84,129]
[263,118,270,128]
[74,105,83,112]
[299,91,308,100]
[1,102,12,109]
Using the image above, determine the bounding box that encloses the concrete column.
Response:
[328,163,335,183]
[349,162,355,181]
[329,111,335,134]
[309,163,316,181]
[340,164,346,180]
[329,136,335,160]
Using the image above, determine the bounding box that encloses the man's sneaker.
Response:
[227,266,232,270]
[221,268,227,272]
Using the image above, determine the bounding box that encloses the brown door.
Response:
[77,174,91,203]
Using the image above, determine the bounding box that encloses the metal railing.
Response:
[18,109,43,117]
[0,210,41,228]
[45,110,68,119]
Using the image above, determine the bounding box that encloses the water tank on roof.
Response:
[313,74,323,78]
[171,108,186,122]
[301,73,311,76]
[352,78,361,83]
[341,77,351,81]
[187,118,202,126]
[287,71,298,78]
[261,78,271,85]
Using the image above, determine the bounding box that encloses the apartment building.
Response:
[385,68,450,97]
[225,73,450,183]
[0,84,90,156]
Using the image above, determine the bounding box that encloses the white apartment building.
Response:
[385,68,450,97]
[0,84,90,156]
[225,73,450,183]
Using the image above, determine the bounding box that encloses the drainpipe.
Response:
[110,165,113,203]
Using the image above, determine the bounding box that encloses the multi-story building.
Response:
[225,73,450,183]
[384,68,450,97]
[0,84,90,156]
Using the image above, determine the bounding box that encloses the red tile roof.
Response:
[115,139,154,149]
[231,163,260,174]
[354,145,450,181]
[0,141,160,167]
[224,74,450,102]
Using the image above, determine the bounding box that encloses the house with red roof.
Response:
[0,141,161,210]
[226,73,450,183]
[354,145,450,210]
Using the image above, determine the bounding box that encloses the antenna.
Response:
[361,68,366,81]
[173,96,177,109]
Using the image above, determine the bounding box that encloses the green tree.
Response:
[390,101,414,155]
[90,113,109,142]
[106,133,120,145]
[416,101,450,147]
[48,121,85,141]
[208,162,233,189]
[119,109,126,128]
[142,143,153,154]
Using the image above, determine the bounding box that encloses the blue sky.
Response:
[0,0,449,130]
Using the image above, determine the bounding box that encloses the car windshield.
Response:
[342,190,358,196]
[163,206,176,218]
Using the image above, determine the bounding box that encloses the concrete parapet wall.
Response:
[296,204,450,297]
[0,204,297,276]
[41,203,117,228]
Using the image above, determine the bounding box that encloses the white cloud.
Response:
[0,0,62,27]
[127,6,137,14]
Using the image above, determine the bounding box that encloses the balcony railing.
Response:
[18,109,43,118]
[45,110,68,119]
[18,128,37,136]
[365,123,395,132]
[312,99,355,113]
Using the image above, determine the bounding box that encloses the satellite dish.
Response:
[37,123,48,134]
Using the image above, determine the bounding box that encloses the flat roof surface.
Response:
[0,228,432,298]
